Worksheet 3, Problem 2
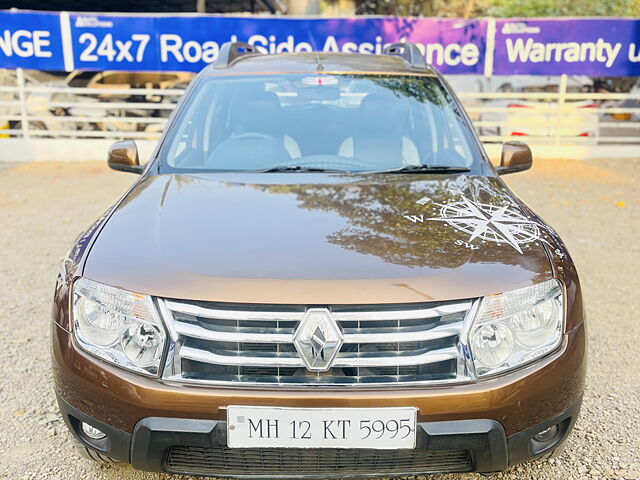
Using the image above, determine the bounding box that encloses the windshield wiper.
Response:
[370,165,471,174]
[255,165,346,173]
[251,164,470,174]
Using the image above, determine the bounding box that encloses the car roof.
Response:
[203,52,438,77]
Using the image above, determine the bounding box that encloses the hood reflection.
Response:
[250,174,549,270]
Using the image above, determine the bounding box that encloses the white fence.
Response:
[1,69,639,160]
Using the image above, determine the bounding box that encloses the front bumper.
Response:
[58,394,581,477]
[52,322,586,433]
[52,319,586,476]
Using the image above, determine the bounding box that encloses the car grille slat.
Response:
[165,446,473,476]
[178,344,459,368]
[333,346,459,367]
[165,300,472,322]
[343,324,462,343]
[180,346,304,367]
[175,322,294,343]
[164,300,305,321]
[331,302,472,321]
[160,299,474,387]
[174,321,463,345]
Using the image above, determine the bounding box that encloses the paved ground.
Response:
[0,158,638,480]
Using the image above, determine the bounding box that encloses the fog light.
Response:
[533,424,558,442]
[81,422,106,440]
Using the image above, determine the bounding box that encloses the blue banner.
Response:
[493,18,640,76]
[67,14,487,73]
[0,11,65,70]
[1,11,640,76]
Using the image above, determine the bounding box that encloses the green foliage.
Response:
[356,0,491,17]
[487,0,640,17]
[355,0,640,17]
[369,77,448,106]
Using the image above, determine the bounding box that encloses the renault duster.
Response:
[51,42,586,478]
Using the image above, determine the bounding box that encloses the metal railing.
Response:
[459,90,640,145]
[1,69,639,145]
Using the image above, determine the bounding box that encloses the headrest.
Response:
[234,91,283,136]
[358,92,407,134]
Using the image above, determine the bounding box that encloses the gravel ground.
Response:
[0,158,638,480]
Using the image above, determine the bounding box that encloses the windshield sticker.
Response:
[429,196,541,254]
[404,179,547,254]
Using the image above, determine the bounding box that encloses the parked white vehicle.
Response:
[446,75,598,141]
[497,98,598,139]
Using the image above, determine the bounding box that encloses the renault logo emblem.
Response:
[293,308,343,372]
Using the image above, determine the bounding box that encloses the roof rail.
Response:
[382,42,427,69]
[214,41,263,69]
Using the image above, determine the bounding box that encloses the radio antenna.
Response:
[314,50,325,71]
[306,29,324,71]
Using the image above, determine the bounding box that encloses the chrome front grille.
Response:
[159,299,475,387]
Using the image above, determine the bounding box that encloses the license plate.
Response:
[226,406,417,449]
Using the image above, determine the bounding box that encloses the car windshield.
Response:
[159,73,481,173]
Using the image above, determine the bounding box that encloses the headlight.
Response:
[72,277,166,376]
[469,279,564,377]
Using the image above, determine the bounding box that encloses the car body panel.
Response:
[82,172,554,305]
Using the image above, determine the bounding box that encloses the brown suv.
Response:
[51,42,586,478]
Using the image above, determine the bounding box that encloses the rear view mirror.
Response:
[496,141,533,175]
[108,140,144,174]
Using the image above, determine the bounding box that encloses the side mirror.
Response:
[496,141,533,175]
[108,140,144,174]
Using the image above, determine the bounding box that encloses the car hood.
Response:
[83,173,553,304]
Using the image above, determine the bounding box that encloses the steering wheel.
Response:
[232,132,277,142]
[290,155,372,171]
